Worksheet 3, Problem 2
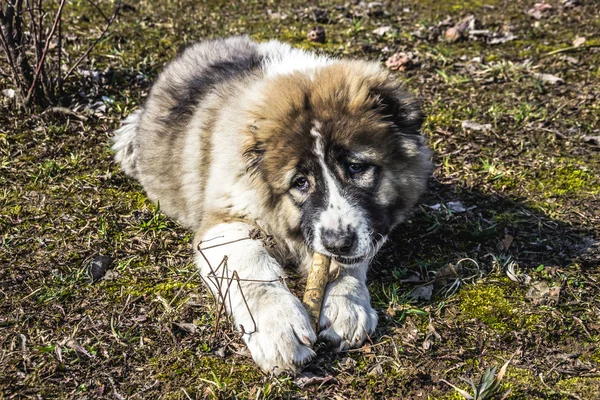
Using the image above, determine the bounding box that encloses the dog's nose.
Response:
[321,230,355,255]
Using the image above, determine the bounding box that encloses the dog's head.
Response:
[244,61,431,264]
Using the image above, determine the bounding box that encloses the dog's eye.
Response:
[293,177,310,191]
[348,163,365,174]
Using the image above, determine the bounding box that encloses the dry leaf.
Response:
[372,26,392,36]
[572,36,586,48]
[526,281,550,305]
[500,234,514,251]
[368,364,384,376]
[583,135,600,146]
[172,322,196,334]
[532,72,564,85]
[294,372,335,388]
[409,284,433,301]
[548,286,561,304]
[462,120,492,132]
[527,3,552,19]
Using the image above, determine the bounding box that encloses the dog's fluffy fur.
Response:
[113,36,431,374]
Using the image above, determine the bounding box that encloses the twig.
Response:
[84,0,111,22]
[41,106,89,121]
[196,231,287,342]
[24,0,66,105]
[543,45,600,57]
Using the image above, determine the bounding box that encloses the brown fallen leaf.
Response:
[526,281,550,305]
[66,339,94,358]
[527,3,552,19]
[294,372,336,389]
[500,234,514,251]
[548,286,561,304]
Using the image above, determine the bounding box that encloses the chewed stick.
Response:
[302,252,331,333]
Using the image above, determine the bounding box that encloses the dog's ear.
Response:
[243,120,265,174]
[371,84,425,136]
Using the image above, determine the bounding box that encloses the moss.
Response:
[458,282,540,333]
[501,367,545,399]
[532,165,600,197]
[150,349,263,395]
[105,278,200,297]
[555,377,600,398]
[434,391,472,400]
[104,188,150,210]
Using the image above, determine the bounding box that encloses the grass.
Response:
[1,0,599,399]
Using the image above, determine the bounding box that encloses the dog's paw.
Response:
[318,285,378,351]
[242,291,316,375]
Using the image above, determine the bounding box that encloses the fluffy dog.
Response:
[113,36,431,374]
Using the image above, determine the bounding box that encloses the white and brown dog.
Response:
[113,36,431,374]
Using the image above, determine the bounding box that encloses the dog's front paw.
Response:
[242,290,316,375]
[318,283,378,351]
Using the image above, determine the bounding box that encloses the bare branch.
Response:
[84,0,111,23]
[24,0,66,105]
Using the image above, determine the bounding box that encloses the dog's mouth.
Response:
[331,254,367,265]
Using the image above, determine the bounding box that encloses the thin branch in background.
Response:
[57,1,62,95]
[85,0,111,22]
[64,0,122,81]
[0,0,122,109]
[24,0,66,105]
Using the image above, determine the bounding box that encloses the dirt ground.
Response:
[1,0,599,399]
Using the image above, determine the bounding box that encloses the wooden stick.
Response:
[302,252,331,333]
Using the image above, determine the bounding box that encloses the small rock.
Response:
[445,15,475,42]
[307,26,326,43]
[88,255,113,282]
[444,27,461,42]
[2,88,15,98]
